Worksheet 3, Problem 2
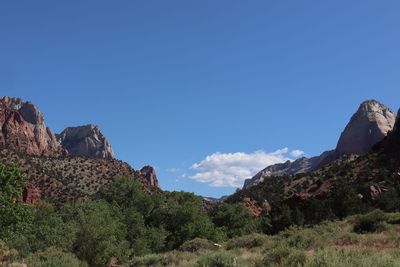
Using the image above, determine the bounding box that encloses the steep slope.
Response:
[57,125,115,159]
[0,96,64,156]
[243,100,395,189]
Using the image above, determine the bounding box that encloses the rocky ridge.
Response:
[243,100,396,190]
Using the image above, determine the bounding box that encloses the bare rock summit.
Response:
[57,125,115,159]
[0,96,64,156]
[336,100,395,155]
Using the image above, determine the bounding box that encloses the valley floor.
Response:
[132,210,400,267]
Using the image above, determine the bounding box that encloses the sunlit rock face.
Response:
[336,100,395,155]
[57,124,115,159]
[0,96,64,156]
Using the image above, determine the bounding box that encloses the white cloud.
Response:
[190,148,304,188]
[290,150,305,157]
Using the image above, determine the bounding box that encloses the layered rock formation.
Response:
[243,100,396,190]
[57,125,115,159]
[0,97,64,156]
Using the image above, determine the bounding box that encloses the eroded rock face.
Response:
[57,125,115,159]
[336,100,395,155]
[0,97,64,156]
[140,166,160,188]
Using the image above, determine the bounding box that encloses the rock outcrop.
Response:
[336,100,395,155]
[57,125,115,159]
[140,166,160,188]
[0,97,64,156]
[243,100,395,190]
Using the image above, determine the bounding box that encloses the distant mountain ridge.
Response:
[243,100,396,189]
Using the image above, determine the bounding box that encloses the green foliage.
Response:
[0,162,28,204]
[28,202,77,252]
[0,162,34,245]
[353,209,388,233]
[62,200,130,267]
[211,203,259,238]
[226,234,269,250]
[0,240,18,264]
[150,191,218,250]
[26,247,85,267]
[197,251,238,267]
[179,238,215,252]
[263,244,305,267]
[306,248,400,267]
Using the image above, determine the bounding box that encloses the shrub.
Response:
[264,244,305,266]
[226,234,269,250]
[0,240,18,264]
[197,251,239,267]
[306,248,400,267]
[131,254,163,267]
[353,209,388,233]
[26,247,85,267]
[180,238,215,252]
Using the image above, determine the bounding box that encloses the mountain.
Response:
[229,103,400,219]
[57,125,115,159]
[0,96,160,204]
[0,96,65,156]
[243,100,396,189]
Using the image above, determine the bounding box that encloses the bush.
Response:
[0,240,18,264]
[306,248,400,267]
[264,244,305,267]
[131,254,163,267]
[197,251,239,267]
[226,234,269,250]
[26,247,85,267]
[180,238,215,252]
[353,209,388,233]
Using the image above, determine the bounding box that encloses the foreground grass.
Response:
[132,211,400,267]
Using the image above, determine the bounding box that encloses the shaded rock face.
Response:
[57,125,115,159]
[336,100,395,155]
[140,166,160,188]
[0,97,64,156]
[243,100,395,190]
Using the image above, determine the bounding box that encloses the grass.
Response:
[130,211,400,267]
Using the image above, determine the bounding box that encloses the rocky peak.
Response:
[335,100,395,155]
[57,125,115,159]
[140,166,160,188]
[0,96,64,156]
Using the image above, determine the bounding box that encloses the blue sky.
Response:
[0,1,399,197]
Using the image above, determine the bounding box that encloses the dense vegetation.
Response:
[0,162,258,266]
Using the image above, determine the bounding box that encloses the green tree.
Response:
[211,203,259,238]
[62,200,130,267]
[0,162,34,245]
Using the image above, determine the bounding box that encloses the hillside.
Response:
[228,109,400,227]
